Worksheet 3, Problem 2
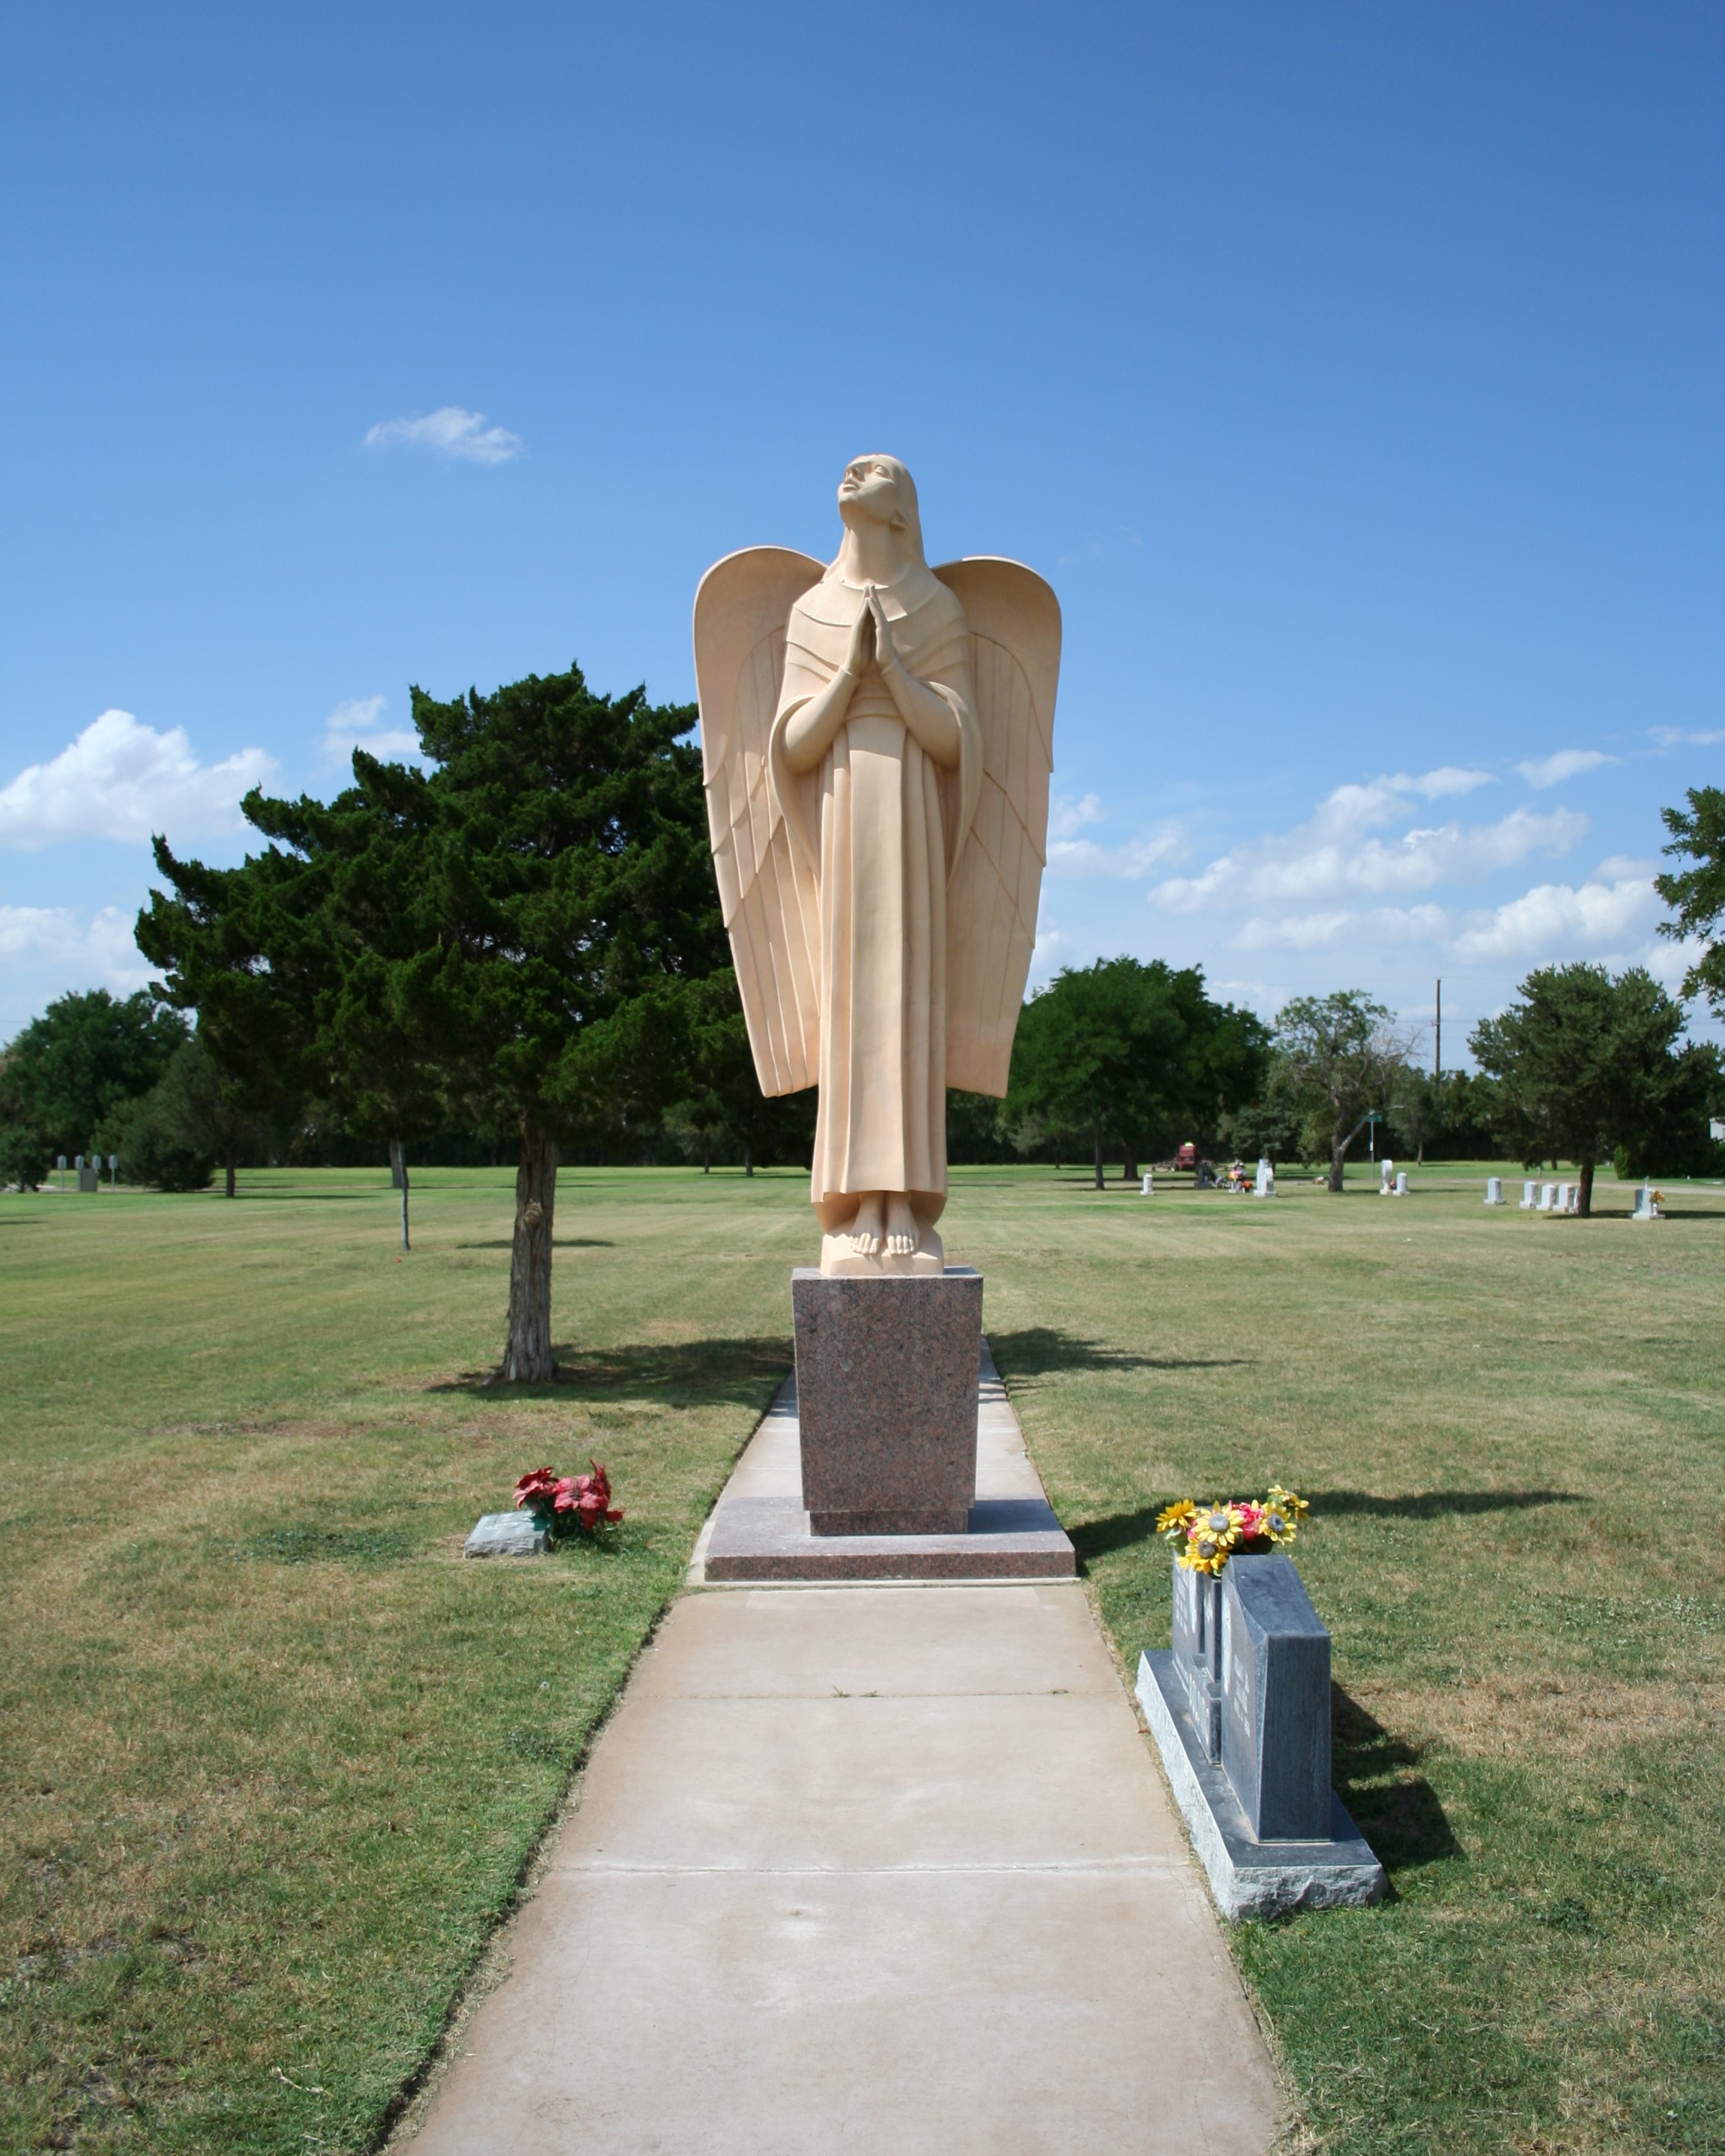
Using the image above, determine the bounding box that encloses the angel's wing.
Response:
[933,558,1060,1097]
[693,546,826,1095]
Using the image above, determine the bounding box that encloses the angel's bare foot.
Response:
[845,1194,884,1257]
[884,1193,919,1257]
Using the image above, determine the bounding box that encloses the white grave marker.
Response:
[1520,1180,1538,1209]
[1485,1177,1504,1204]
[1254,1158,1275,1198]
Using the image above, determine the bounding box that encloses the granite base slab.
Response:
[1135,1651,1385,1920]
[704,1494,1076,1582]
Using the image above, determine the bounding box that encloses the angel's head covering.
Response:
[833,455,926,573]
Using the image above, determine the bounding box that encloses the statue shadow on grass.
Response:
[1070,1485,1581,1566]
[988,1326,1251,1383]
[431,1335,791,1410]
[1331,1683,1463,1884]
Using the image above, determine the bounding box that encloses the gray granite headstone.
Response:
[463,1511,548,1558]
[1138,1547,1385,1916]
[791,1267,982,1536]
[1221,1555,1332,1841]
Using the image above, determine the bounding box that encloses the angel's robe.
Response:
[768,568,980,1222]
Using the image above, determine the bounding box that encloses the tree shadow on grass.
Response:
[1317,1488,1584,1521]
[454,1238,615,1250]
[988,1326,1251,1382]
[1332,1683,1462,1881]
[1071,1486,1581,1567]
[431,1335,790,1410]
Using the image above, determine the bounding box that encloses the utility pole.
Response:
[1435,977,1442,1081]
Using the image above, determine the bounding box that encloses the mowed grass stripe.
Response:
[2,1160,1721,2152]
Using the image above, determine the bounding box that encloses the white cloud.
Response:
[0,711,277,849]
[1048,824,1184,880]
[363,406,523,465]
[1515,748,1618,788]
[1395,766,1494,799]
[1448,875,1660,961]
[1649,726,1725,749]
[320,696,423,770]
[1231,904,1449,952]
[0,905,152,986]
[1048,792,1104,841]
[1151,776,1584,915]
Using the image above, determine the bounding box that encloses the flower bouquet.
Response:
[513,1461,623,1541]
[1155,1486,1309,1574]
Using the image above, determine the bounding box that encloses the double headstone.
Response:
[1141,1552,1385,1914]
[1169,1556,1329,1835]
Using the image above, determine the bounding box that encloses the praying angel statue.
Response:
[694,455,1060,1275]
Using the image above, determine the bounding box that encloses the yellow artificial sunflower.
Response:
[1155,1500,1197,1537]
[1267,1484,1309,1518]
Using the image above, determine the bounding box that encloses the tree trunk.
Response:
[1093,1117,1105,1190]
[1578,1159,1594,1217]
[743,1143,753,1179]
[390,1137,411,1251]
[1329,1127,1347,1194]
[504,1120,558,1383]
[702,1138,710,1174]
[224,1150,236,1200]
[1122,1140,1139,1183]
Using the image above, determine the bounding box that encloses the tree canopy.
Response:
[1469,962,1713,1213]
[1007,957,1266,1185]
[1657,785,1725,1017]
[1275,991,1410,1192]
[139,664,728,1377]
[0,989,189,1186]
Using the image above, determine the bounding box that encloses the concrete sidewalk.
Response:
[408,1405,1280,2153]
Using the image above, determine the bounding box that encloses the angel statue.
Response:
[694,454,1059,1275]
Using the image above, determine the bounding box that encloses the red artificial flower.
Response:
[1234,1501,1267,1544]
[552,1459,623,1533]
[514,1467,559,1512]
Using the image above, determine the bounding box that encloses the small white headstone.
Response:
[1538,1183,1556,1212]
[1141,1172,1154,1195]
[1254,1158,1275,1197]
[1379,1158,1395,1193]
[1393,1171,1410,1196]
[1520,1180,1538,1208]
[1485,1177,1503,1204]
[1633,1180,1662,1222]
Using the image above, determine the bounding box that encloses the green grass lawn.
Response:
[2,1159,1721,2153]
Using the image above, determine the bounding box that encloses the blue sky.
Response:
[3,1,1721,1061]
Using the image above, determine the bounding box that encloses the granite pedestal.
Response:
[792,1266,983,1536]
[694,1341,1075,1583]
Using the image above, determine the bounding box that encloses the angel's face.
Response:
[838,456,903,528]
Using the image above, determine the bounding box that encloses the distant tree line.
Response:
[3,678,1721,1353]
